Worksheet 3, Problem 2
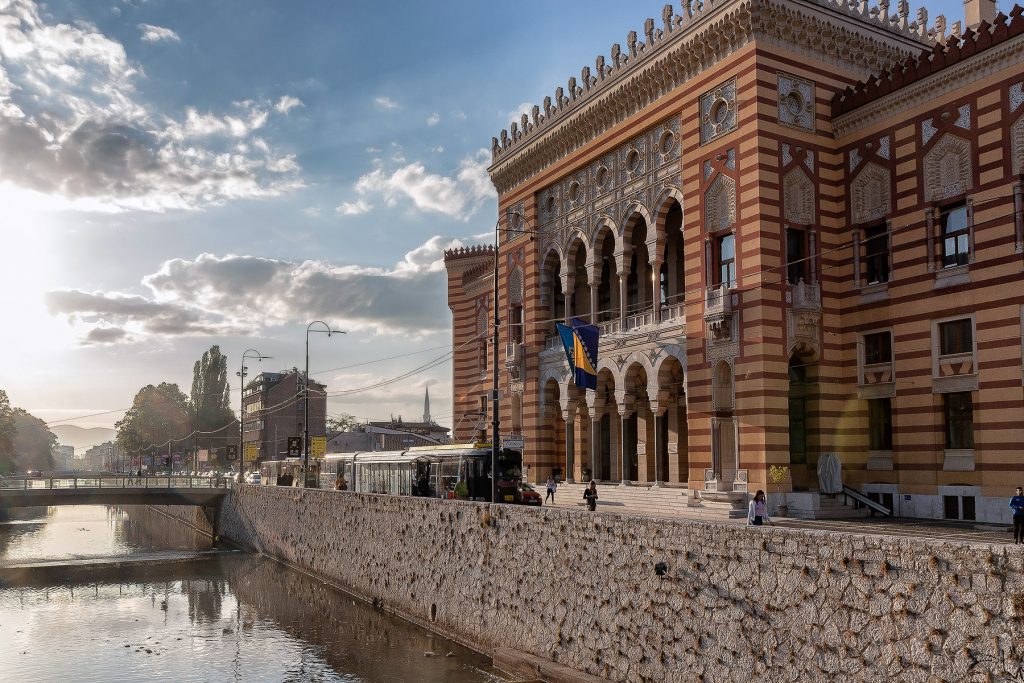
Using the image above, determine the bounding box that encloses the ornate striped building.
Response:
[445,0,1024,522]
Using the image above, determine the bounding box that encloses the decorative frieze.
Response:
[783,168,815,225]
[705,174,737,232]
[851,162,892,225]
[700,78,738,145]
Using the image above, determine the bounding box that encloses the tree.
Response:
[326,414,361,434]
[116,383,190,463]
[189,346,236,451]
[0,390,16,475]
[11,409,56,472]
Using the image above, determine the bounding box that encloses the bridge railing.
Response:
[0,475,231,491]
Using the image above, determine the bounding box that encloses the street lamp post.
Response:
[305,322,344,487]
[491,210,535,504]
[238,349,271,479]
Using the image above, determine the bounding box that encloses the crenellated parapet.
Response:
[489,0,936,195]
[832,6,1024,118]
[444,245,495,262]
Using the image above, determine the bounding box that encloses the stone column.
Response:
[561,272,575,323]
[618,274,628,328]
[585,257,599,323]
[650,258,663,324]
[562,402,576,483]
[588,404,600,481]
[650,398,664,486]
[809,228,817,284]
[615,390,633,485]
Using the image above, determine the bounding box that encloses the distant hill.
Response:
[50,425,116,452]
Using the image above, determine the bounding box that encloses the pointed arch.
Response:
[850,161,891,225]
[712,360,734,412]
[704,174,736,232]
[782,167,815,225]
[923,133,973,203]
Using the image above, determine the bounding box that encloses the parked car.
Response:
[245,472,261,485]
[519,483,542,506]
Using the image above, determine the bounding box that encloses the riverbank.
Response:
[218,484,1024,682]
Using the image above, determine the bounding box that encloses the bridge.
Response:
[0,475,230,508]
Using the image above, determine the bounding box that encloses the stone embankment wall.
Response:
[219,485,1024,682]
[151,504,213,536]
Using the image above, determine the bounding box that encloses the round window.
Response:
[626,149,640,173]
[711,98,729,126]
[784,90,804,116]
[546,195,556,215]
[569,181,581,203]
[595,166,608,188]
[659,130,675,155]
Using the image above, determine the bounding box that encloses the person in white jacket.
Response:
[747,489,772,526]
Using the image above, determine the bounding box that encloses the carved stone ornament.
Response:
[783,168,814,225]
[777,73,815,131]
[1012,82,1024,114]
[704,174,736,232]
[509,266,523,305]
[923,134,972,203]
[851,162,891,225]
[1012,114,1024,176]
[700,78,737,145]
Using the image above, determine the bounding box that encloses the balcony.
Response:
[624,306,654,331]
[543,335,561,352]
[790,279,821,312]
[703,285,733,341]
[504,342,523,367]
[598,317,621,336]
[661,299,685,322]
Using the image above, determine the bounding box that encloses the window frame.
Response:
[863,331,893,365]
[938,318,973,356]
[939,200,971,269]
[867,397,893,451]
[716,232,736,289]
[942,391,974,450]
[785,226,809,285]
[862,222,890,285]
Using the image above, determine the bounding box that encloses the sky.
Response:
[0,0,969,436]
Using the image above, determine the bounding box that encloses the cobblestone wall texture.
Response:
[218,485,1024,682]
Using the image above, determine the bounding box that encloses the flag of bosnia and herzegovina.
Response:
[555,319,600,390]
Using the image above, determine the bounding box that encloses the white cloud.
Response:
[365,146,381,153]
[0,0,303,211]
[432,145,443,153]
[426,112,440,126]
[138,23,180,43]
[453,111,467,120]
[374,96,398,110]
[45,235,465,341]
[506,101,533,126]
[351,149,494,220]
[274,95,303,114]
[336,199,372,215]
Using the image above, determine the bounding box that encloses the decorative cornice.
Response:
[488,0,932,197]
[833,28,1024,138]
[833,6,1024,120]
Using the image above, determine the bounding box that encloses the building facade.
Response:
[81,441,120,472]
[446,0,1024,521]
[52,444,74,471]
[242,370,326,463]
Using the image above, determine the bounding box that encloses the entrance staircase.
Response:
[546,481,742,522]
[784,492,872,520]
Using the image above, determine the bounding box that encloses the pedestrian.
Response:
[1010,487,1024,544]
[747,489,772,526]
[335,473,348,491]
[545,476,557,505]
[583,480,598,511]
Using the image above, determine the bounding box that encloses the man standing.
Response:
[1010,487,1024,544]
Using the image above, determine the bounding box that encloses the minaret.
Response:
[423,386,431,424]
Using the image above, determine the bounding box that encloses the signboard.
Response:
[225,445,238,461]
[197,449,209,463]
[310,435,327,457]
[287,436,302,457]
[502,436,525,450]
[243,443,259,462]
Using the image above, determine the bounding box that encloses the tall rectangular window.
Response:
[939,318,972,355]
[863,223,889,284]
[943,392,974,449]
[717,233,736,289]
[510,305,523,343]
[479,341,487,374]
[940,201,970,268]
[867,398,892,450]
[786,228,807,285]
[863,331,892,365]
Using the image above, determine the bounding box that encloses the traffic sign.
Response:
[287,436,302,457]
[310,435,326,457]
[503,436,525,450]
[225,445,238,461]
[243,443,259,462]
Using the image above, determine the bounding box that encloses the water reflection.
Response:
[0,506,506,682]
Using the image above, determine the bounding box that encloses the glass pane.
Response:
[941,205,968,234]
[940,320,971,355]
[719,234,734,260]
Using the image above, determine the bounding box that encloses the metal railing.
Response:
[0,475,231,491]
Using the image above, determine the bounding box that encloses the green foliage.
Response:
[11,409,56,472]
[190,345,237,450]
[115,383,190,456]
[768,465,790,486]
[0,389,16,475]
[326,414,361,434]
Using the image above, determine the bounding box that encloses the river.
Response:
[0,505,508,682]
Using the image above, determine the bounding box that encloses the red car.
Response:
[519,483,542,506]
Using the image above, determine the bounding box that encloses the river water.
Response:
[0,506,508,682]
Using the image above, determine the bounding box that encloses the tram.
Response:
[260,458,320,487]
[320,443,523,503]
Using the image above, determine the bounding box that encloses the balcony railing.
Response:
[704,285,732,317]
[598,318,621,335]
[624,307,654,331]
[791,279,821,310]
[661,300,685,322]
[544,335,561,351]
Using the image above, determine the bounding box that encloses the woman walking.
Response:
[545,476,557,505]
[1010,487,1024,544]
[583,480,598,512]
[747,489,772,526]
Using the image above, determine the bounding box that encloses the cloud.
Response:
[274,95,303,114]
[374,96,398,110]
[506,102,533,126]
[432,145,443,153]
[0,0,303,211]
[351,149,494,220]
[365,146,381,153]
[336,199,372,215]
[426,113,440,126]
[45,235,465,343]
[138,23,180,43]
